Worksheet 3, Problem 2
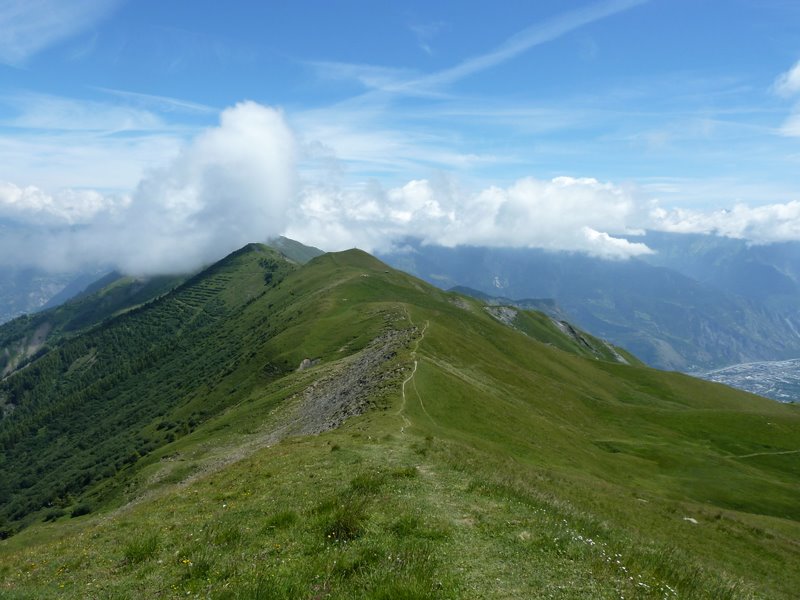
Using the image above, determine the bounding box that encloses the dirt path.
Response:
[399,307,429,433]
[734,449,800,459]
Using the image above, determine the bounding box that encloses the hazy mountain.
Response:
[378,234,800,371]
[0,266,109,326]
[1,242,798,598]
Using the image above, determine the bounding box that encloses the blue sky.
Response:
[1,0,800,272]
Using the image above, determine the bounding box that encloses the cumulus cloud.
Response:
[652,201,800,244]
[6,99,800,276]
[287,175,654,259]
[0,101,296,274]
[0,182,124,225]
[289,173,800,256]
[112,101,296,274]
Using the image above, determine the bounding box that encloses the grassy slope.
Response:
[1,249,799,599]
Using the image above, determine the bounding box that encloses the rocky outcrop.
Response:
[286,328,415,435]
[485,306,518,327]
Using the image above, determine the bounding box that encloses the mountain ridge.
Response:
[1,241,799,598]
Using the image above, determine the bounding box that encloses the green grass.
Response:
[1,246,799,598]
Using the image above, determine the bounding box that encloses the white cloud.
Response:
[780,109,800,137]
[287,175,654,259]
[774,59,800,97]
[6,93,165,132]
[6,99,800,276]
[0,102,297,274]
[0,181,125,225]
[652,201,800,244]
[0,0,121,66]
[774,59,800,137]
[420,0,647,90]
[113,101,296,274]
[312,0,648,98]
[290,174,800,256]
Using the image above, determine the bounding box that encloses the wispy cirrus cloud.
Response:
[774,59,800,97]
[774,58,800,137]
[0,0,121,66]
[411,0,647,92]
[409,21,446,56]
[305,61,425,95]
[92,87,217,115]
[3,92,164,132]
[311,0,648,97]
[294,0,668,183]
[0,92,187,191]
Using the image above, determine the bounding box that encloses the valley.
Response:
[699,358,800,404]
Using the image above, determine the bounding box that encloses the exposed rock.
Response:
[286,327,415,436]
[552,319,594,351]
[297,357,320,371]
[449,296,471,311]
[485,306,518,327]
[602,341,630,365]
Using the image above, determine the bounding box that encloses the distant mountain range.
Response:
[0,266,107,326]
[378,232,800,372]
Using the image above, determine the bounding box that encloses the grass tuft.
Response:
[323,498,368,542]
[263,509,298,530]
[122,532,159,565]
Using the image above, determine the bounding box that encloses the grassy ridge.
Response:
[1,247,799,598]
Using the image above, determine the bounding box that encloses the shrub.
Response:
[70,503,92,518]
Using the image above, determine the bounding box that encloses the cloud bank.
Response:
[653,202,800,244]
[4,100,800,276]
[287,176,653,259]
[0,101,296,274]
